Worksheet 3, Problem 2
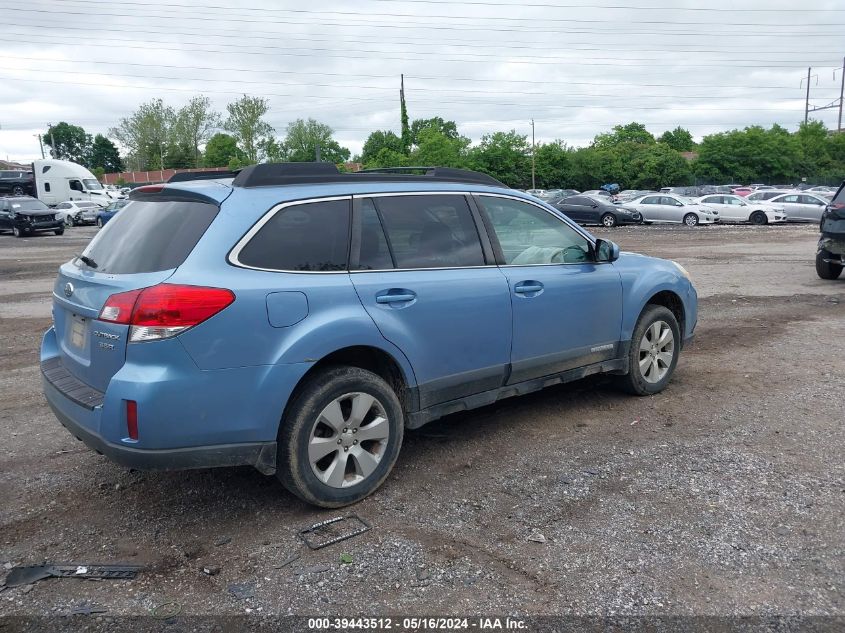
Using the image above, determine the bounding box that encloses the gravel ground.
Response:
[0,223,843,621]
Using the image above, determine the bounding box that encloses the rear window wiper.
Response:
[75,254,98,269]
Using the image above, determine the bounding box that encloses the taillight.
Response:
[98,284,235,342]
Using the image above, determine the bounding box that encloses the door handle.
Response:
[375,290,417,304]
[514,281,543,295]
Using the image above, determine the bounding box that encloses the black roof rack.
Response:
[231,162,507,189]
[167,170,239,183]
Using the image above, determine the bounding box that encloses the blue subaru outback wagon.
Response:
[42,164,697,507]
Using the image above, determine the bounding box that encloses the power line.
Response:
[5,7,842,32]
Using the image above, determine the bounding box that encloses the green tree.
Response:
[88,134,124,173]
[400,80,411,152]
[409,127,469,167]
[628,143,692,189]
[224,95,273,163]
[361,130,404,165]
[658,126,695,152]
[365,147,409,169]
[593,122,655,149]
[467,131,531,188]
[44,122,92,164]
[173,96,222,167]
[534,141,572,189]
[694,125,800,184]
[110,99,175,170]
[410,117,459,146]
[282,118,350,163]
[203,133,244,167]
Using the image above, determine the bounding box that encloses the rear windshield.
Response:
[78,199,219,274]
[832,183,845,207]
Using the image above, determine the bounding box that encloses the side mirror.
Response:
[595,238,619,263]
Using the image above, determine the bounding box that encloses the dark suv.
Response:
[0,197,64,237]
[0,170,35,196]
[816,181,845,280]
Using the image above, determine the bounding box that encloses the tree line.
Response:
[42,94,845,188]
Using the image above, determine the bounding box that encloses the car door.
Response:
[349,194,512,409]
[658,196,685,222]
[700,196,729,219]
[0,200,10,230]
[637,195,663,221]
[555,196,592,223]
[797,195,826,222]
[475,194,623,384]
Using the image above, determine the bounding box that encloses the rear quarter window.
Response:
[235,198,351,271]
[79,199,219,274]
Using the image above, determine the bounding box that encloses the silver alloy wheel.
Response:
[638,320,675,384]
[602,214,616,227]
[684,213,698,227]
[308,392,390,488]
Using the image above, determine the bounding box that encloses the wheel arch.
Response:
[643,290,686,344]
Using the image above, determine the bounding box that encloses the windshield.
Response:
[83,178,103,190]
[11,199,49,211]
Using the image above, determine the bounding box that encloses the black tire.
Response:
[65,215,74,227]
[816,249,843,280]
[277,366,404,507]
[54,228,64,236]
[12,226,23,238]
[750,211,767,225]
[600,213,617,228]
[96,218,104,228]
[683,213,699,227]
[616,305,681,396]
[11,185,24,196]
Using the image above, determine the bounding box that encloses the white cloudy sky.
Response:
[1,0,844,161]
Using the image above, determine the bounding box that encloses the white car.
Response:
[745,189,795,203]
[54,200,102,226]
[621,193,719,226]
[767,192,829,223]
[696,194,787,225]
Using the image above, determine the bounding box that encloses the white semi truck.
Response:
[31,159,120,207]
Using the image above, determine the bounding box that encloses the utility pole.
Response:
[804,67,811,124]
[48,123,56,158]
[530,118,536,190]
[838,56,844,132]
[35,134,44,159]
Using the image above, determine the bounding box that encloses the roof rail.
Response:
[231,162,507,189]
[167,170,239,183]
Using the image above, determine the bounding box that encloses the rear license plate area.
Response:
[69,315,87,350]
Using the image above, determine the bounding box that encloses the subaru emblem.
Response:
[64,282,74,298]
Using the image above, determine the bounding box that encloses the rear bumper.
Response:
[42,371,277,474]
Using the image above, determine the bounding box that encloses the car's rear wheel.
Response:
[617,305,681,396]
[750,211,767,225]
[277,366,404,507]
[816,249,843,280]
[683,213,699,227]
[12,226,23,238]
[601,213,617,228]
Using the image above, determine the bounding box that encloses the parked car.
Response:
[96,199,130,227]
[0,196,64,237]
[55,200,101,226]
[0,170,35,197]
[525,189,547,198]
[659,186,701,198]
[616,189,653,203]
[695,194,786,225]
[582,189,613,198]
[816,181,845,280]
[621,194,719,226]
[731,187,754,197]
[553,194,643,227]
[41,163,698,507]
[746,189,795,203]
[766,192,829,223]
[546,189,580,203]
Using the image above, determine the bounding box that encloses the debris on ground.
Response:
[5,564,142,587]
[151,601,182,619]
[273,554,301,569]
[214,536,232,546]
[202,565,221,576]
[227,581,256,600]
[69,603,108,616]
[299,514,371,550]
[527,532,547,544]
[340,553,353,564]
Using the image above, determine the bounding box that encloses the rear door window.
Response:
[372,195,485,269]
[236,198,350,272]
[356,199,393,271]
[79,199,220,274]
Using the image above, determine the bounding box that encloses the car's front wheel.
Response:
[683,213,699,227]
[277,366,404,507]
[749,211,767,225]
[617,305,681,396]
[54,227,64,236]
[816,249,843,280]
[12,226,23,238]
[96,218,104,228]
[601,213,617,228]
[65,215,74,227]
